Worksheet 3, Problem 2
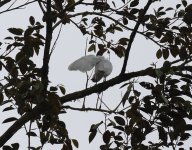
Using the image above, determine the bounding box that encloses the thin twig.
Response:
[0,0,36,14]
[49,24,62,57]
[64,105,116,114]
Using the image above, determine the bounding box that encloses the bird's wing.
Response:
[92,58,113,82]
[68,55,99,72]
[97,59,113,76]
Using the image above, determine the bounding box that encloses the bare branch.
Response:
[1,65,192,147]
[120,0,153,74]
[0,0,36,14]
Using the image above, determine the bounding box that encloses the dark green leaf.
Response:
[40,132,47,145]
[72,139,79,148]
[24,27,34,37]
[114,116,125,126]
[11,143,19,150]
[114,26,123,32]
[123,17,128,25]
[162,48,169,60]
[29,16,35,25]
[122,90,130,106]
[130,0,139,7]
[8,28,23,35]
[103,130,111,144]
[88,44,95,52]
[59,86,66,95]
[139,82,154,90]
[2,145,12,150]
[50,86,57,91]
[0,0,11,7]
[157,126,167,143]
[182,0,187,7]
[180,133,191,141]
[119,38,129,45]
[0,92,3,105]
[27,132,37,137]
[156,49,162,59]
[89,129,97,143]
[2,117,18,123]
[177,142,184,146]
[114,135,123,141]
[3,106,14,112]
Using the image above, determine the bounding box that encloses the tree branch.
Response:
[0,0,36,14]
[120,0,153,74]
[0,102,51,147]
[1,65,192,147]
[53,10,164,50]
[41,0,52,95]
[63,105,116,114]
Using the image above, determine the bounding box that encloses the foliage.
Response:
[0,0,192,150]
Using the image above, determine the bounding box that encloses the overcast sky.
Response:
[1,0,191,150]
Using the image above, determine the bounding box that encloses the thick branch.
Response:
[0,102,51,147]
[41,0,52,94]
[60,67,154,103]
[1,65,192,147]
[120,0,153,74]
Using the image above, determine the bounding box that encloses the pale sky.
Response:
[1,0,191,150]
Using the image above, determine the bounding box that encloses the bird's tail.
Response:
[91,71,104,82]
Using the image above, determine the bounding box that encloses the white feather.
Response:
[68,55,112,82]
[68,55,99,72]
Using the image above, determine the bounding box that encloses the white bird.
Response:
[68,55,113,82]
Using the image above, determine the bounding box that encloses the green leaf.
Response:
[162,48,169,60]
[29,16,35,25]
[3,106,14,112]
[114,135,123,141]
[114,116,125,126]
[72,139,79,148]
[122,90,130,106]
[89,130,97,143]
[123,17,128,25]
[27,132,37,137]
[91,121,103,130]
[119,38,129,45]
[157,126,167,143]
[156,49,162,59]
[50,86,57,91]
[40,132,47,145]
[4,36,13,40]
[2,117,18,123]
[0,92,3,105]
[24,27,34,37]
[182,0,187,7]
[130,0,139,7]
[88,44,95,52]
[59,86,66,95]
[114,26,123,32]
[122,83,132,106]
[170,46,178,57]
[11,143,19,150]
[0,0,11,7]
[103,130,111,144]
[139,82,154,89]
[2,145,12,150]
[8,28,23,35]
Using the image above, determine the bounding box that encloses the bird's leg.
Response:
[96,93,100,108]
[82,71,90,108]
[99,91,104,109]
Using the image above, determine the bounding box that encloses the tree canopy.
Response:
[0,0,192,149]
